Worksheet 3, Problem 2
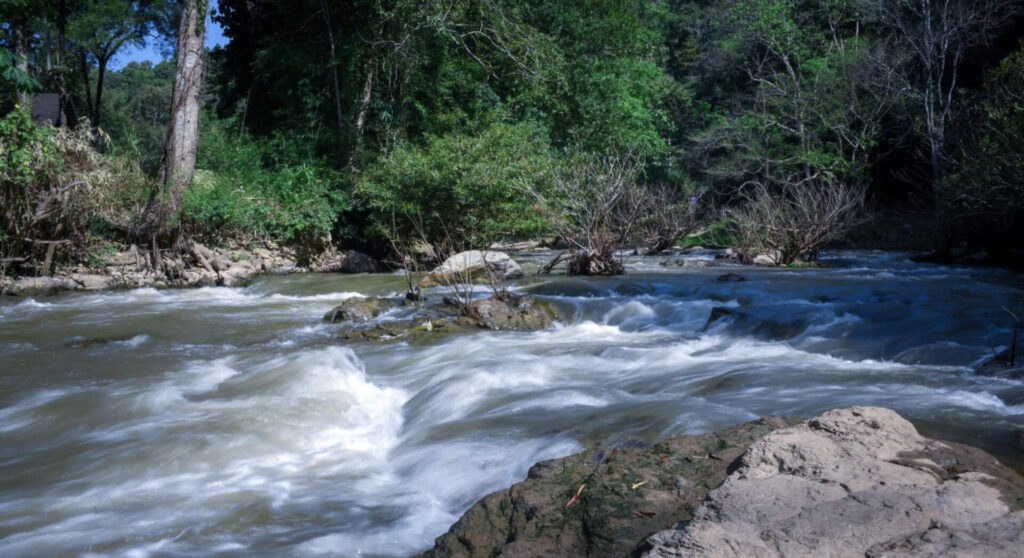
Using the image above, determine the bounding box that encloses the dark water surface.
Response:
[1,250,1022,556]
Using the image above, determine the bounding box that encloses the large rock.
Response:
[71,273,115,290]
[643,407,1024,558]
[463,295,554,331]
[220,259,259,287]
[323,297,396,323]
[419,251,523,289]
[3,276,79,296]
[418,417,797,558]
[419,407,1024,558]
[340,250,381,273]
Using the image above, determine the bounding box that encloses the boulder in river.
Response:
[462,294,554,331]
[417,417,797,558]
[341,250,381,274]
[419,250,523,289]
[418,407,1024,558]
[751,251,781,266]
[642,406,1024,558]
[323,297,396,323]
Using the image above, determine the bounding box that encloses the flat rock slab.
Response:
[643,406,1024,558]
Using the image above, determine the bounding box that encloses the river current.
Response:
[1,250,1022,557]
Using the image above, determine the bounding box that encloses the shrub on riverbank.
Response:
[0,110,150,276]
[186,117,348,246]
[358,120,556,254]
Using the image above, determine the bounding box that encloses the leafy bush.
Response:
[358,120,556,252]
[944,46,1024,236]
[186,117,347,245]
[0,110,151,273]
[0,109,63,264]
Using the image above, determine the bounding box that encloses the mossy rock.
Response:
[323,297,396,323]
[416,417,799,558]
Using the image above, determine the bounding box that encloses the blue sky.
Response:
[110,0,228,70]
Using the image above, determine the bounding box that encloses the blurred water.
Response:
[0,250,1022,557]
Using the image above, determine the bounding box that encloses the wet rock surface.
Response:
[323,297,397,323]
[643,407,1024,558]
[419,407,1024,558]
[417,417,798,558]
[464,295,554,331]
[333,294,557,343]
[714,273,746,283]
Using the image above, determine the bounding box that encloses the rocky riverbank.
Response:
[0,241,380,296]
[418,407,1024,558]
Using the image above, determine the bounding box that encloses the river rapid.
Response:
[1,250,1022,557]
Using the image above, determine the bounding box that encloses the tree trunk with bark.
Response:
[143,0,208,242]
[13,23,30,109]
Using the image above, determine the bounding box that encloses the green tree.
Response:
[67,0,160,129]
[101,60,174,172]
[943,45,1024,235]
[359,120,555,252]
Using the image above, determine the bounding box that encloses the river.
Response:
[1,250,1022,557]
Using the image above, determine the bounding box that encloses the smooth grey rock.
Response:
[642,407,1024,558]
[419,250,523,289]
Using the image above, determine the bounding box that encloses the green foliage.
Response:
[185,117,348,244]
[0,47,41,98]
[0,108,61,190]
[681,220,738,249]
[944,45,1024,228]
[102,61,175,174]
[359,120,556,251]
[0,110,63,255]
[0,109,152,271]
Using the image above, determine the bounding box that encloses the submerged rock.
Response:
[660,259,711,268]
[419,250,524,289]
[323,297,396,323]
[643,407,1024,558]
[714,273,746,283]
[704,306,737,329]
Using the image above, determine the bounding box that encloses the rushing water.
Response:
[1,250,1022,557]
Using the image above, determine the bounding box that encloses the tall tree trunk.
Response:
[144,0,208,240]
[13,23,29,109]
[45,29,52,72]
[79,51,94,124]
[355,63,374,135]
[320,0,344,131]
[93,57,108,129]
[347,62,375,172]
[56,1,72,127]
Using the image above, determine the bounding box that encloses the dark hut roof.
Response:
[31,93,62,126]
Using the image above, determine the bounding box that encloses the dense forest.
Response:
[2,0,1024,280]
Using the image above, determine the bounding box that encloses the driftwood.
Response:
[28,181,88,229]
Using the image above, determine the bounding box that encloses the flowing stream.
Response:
[1,250,1022,557]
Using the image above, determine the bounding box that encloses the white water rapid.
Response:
[1,251,1022,556]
